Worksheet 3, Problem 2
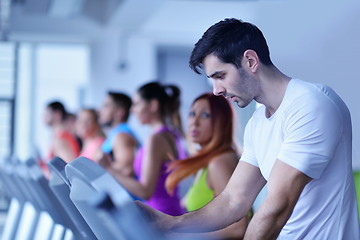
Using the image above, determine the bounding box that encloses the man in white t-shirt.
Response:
[136,18,360,239]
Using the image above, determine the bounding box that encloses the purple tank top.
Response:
[133,126,186,216]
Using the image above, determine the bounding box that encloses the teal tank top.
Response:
[101,123,138,154]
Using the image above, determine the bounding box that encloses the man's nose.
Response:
[212,80,225,96]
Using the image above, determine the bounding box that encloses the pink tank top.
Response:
[80,136,105,161]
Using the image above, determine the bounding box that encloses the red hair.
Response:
[166,93,237,195]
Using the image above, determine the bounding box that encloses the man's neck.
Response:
[111,120,125,128]
[53,123,66,133]
[256,67,291,118]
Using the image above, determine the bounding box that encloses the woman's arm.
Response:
[204,152,249,239]
[109,133,172,200]
[207,151,238,195]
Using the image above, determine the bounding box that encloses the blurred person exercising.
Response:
[76,108,105,161]
[99,91,139,177]
[166,93,250,239]
[43,101,80,165]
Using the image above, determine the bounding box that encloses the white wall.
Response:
[253,0,360,169]
[88,0,360,168]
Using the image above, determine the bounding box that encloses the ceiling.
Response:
[1,0,129,41]
[1,0,261,42]
[8,0,124,23]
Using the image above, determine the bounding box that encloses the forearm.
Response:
[209,215,249,239]
[244,160,312,240]
[244,199,291,240]
[172,162,263,234]
[112,134,136,176]
[111,161,134,177]
[113,149,135,177]
[177,214,248,240]
[109,170,152,199]
[56,146,76,163]
[170,191,247,233]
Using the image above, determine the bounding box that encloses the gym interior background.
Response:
[0,0,359,236]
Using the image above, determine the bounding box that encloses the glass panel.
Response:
[0,42,15,161]
[0,43,15,58]
[0,101,11,160]
[0,60,14,68]
[0,79,14,97]
[0,43,15,98]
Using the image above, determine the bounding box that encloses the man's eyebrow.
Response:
[207,71,224,79]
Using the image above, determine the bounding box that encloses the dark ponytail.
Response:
[137,81,183,134]
[163,85,183,135]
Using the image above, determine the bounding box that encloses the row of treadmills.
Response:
[0,156,197,240]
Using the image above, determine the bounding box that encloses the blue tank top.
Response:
[101,123,139,154]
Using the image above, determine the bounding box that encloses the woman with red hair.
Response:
[166,93,250,239]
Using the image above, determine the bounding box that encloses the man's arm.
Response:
[112,133,137,177]
[244,159,312,240]
[139,161,266,233]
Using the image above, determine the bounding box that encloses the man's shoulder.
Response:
[283,79,343,114]
[111,122,134,134]
[286,79,320,100]
[288,79,341,103]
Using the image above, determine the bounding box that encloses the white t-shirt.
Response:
[241,79,360,239]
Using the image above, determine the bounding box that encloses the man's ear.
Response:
[115,108,125,121]
[243,49,260,73]
[54,111,63,122]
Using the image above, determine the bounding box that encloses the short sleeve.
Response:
[278,93,342,179]
[240,117,259,167]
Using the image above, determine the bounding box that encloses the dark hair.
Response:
[108,91,132,122]
[189,18,273,74]
[47,101,67,121]
[137,81,183,133]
